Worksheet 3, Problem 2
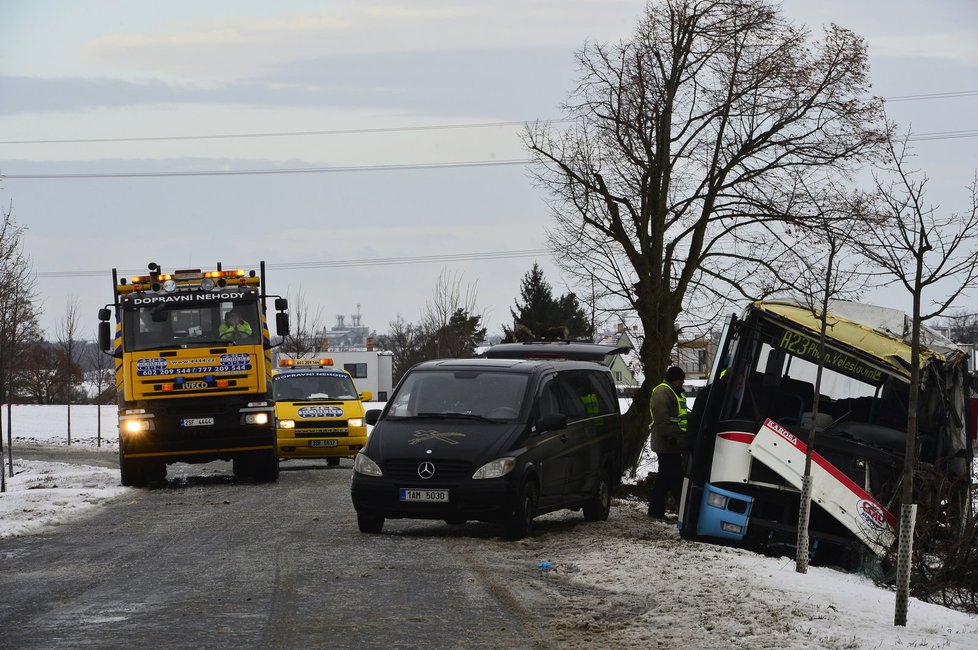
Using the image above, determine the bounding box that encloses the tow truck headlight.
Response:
[122,418,151,434]
[472,457,516,479]
[245,412,269,425]
[353,452,383,477]
[200,277,216,291]
[279,419,295,429]
[348,417,364,428]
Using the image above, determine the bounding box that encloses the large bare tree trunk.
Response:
[524,0,884,469]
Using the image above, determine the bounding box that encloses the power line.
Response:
[884,90,978,102]
[0,159,533,179]
[907,129,978,142]
[0,120,558,146]
[34,249,551,279]
[4,124,976,180]
[1,89,974,146]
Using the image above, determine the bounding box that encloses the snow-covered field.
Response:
[2,404,978,648]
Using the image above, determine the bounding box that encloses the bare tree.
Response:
[421,269,481,358]
[86,330,116,448]
[763,179,870,573]
[278,288,325,359]
[16,343,62,403]
[56,297,81,445]
[375,315,430,384]
[937,310,978,349]
[524,0,885,467]
[853,129,978,626]
[0,204,43,488]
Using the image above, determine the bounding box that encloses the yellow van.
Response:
[273,358,372,465]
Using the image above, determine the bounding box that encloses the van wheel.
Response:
[506,480,538,540]
[583,469,612,522]
[357,513,385,534]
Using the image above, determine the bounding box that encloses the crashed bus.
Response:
[678,299,975,569]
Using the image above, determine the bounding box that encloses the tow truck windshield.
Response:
[124,301,261,351]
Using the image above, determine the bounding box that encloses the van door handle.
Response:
[559,433,568,442]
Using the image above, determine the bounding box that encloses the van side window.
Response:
[538,380,562,419]
[553,380,587,422]
[559,370,616,419]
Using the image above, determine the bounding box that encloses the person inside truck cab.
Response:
[219,309,253,341]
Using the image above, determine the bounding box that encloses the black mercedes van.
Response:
[350,343,626,539]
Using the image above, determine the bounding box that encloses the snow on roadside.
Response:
[0,459,128,539]
[482,500,978,649]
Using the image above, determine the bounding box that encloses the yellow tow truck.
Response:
[273,358,372,465]
[97,261,290,486]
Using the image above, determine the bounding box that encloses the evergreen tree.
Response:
[435,309,487,358]
[503,263,593,342]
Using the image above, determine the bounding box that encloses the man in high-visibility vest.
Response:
[648,365,687,519]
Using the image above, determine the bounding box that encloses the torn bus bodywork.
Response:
[678,300,975,569]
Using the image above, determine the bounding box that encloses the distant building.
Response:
[317,306,376,351]
[283,307,394,400]
[595,323,644,392]
[675,334,717,379]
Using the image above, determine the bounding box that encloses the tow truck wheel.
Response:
[231,455,251,478]
[120,458,143,487]
[145,460,166,484]
[326,457,341,467]
[119,446,148,487]
[252,450,280,483]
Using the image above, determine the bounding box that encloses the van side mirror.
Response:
[360,390,373,402]
[536,413,567,433]
[365,409,382,426]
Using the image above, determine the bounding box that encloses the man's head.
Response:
[226,310,241,324]
[665,366,685,388]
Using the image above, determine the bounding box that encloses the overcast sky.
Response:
[2,0,976,340]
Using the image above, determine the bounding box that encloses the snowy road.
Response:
[0,453,534,649]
